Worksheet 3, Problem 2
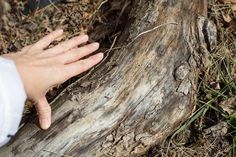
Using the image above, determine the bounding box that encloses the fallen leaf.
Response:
[219,97,236,115]
[203,121,228,137]
[222,14,236,33]
[223,14,232,23]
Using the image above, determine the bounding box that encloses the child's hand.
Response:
[2,29,104,130]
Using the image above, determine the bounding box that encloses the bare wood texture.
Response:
[0,0,207,156]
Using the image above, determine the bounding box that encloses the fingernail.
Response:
[40,118,51,130]
[91,42,100,48]
[97,53,104,59]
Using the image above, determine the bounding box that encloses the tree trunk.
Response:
[0,0,207,156]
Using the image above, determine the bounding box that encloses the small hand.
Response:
[2,29,104,130]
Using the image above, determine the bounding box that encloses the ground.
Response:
[0,0,235,157]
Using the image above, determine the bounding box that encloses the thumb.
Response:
[36,97,52,130]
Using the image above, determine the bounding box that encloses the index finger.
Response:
[32,29,64,50]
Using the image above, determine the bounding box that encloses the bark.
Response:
[0,0,207,156]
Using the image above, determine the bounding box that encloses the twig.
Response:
[108,36,118,54]
[33,0,61,16]
[127,22,178,46]
[49,0,61,12]
[101,36,118,63]
[97,0,109,10]
[104,22,178,53]
[89,0,109,26]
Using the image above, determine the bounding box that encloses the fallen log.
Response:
[0,0,208,156]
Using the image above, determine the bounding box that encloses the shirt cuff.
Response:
[0,57,26,147]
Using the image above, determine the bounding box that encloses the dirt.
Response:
[0,0,130,56]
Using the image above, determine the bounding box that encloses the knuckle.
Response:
[51,32,57,38]
[56,55,65,64]
[49,31,58,39]
[71,37,79,45]
[78,61,87,72]
[38,106,51,116]
[60,43,67,50]
[70,51,77,60]
[88,57,96,63]
[82,46,89,53]
[66,49,80,62]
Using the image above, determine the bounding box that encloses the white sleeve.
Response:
[0,57,26,147]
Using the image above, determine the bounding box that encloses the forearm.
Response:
[0,57,26,147]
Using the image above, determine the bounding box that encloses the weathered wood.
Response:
[0,0,207,156]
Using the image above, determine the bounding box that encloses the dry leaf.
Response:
[203,122,228,137]
[222,14,236,33]
[219,97,236,115]
[223,14,232,23]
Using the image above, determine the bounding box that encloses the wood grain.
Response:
[0,0,207,156]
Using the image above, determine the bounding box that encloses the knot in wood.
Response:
[174,64,190,80]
